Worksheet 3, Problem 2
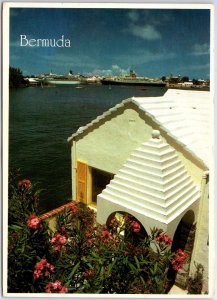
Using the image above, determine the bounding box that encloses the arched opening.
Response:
[168,210,196,289]
[106,211,148,246]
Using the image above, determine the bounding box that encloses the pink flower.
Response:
[27,214,42,230]
[35,259,47,270]
[176,249,188,260]
[68,203,77,213]
[33,259,54,280]
[58,235,67,244]
[50,232,67,252]
[85,230,91,237]
[156,233,173,245]
[100,230,110,238]
[52,280,62,289]
[171,249,188,271]
[18,179,32,188]
[45,280,68,293]
[33,269,42,279]
[131,221,141,233]
[60,286,68,293]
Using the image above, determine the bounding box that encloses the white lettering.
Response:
[19,35,72,48]
[56,35,64,47]
[65,39,71,47]
[20,35,28,47]
[28,39,36,47]
[38,39,49,47]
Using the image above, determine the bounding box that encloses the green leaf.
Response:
[134,256,140,269]
[128,262,137,273]
[9,224,22,231]
[108,258,117,273]
[67,262,80,281]
[154,262,158,274]
[100,266,104,279]
[140,275,145,284]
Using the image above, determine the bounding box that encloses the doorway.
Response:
[91,167,114,206]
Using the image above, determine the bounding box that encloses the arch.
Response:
[168,210,196,289]
[171,210,195,252]
[106,211,148,246]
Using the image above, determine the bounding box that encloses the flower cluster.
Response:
[45,280,68,293]
[156,233,173,245]
[50,233,67,252]
[67,202,77,214]
[27,214,42,230]
[171,249,188,271]
[98,225,113,241]
[33,259,54,280]
[18,179,31,189]
[130,220,141,233]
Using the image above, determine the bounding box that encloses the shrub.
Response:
[8,171,51,292]
[7,176,188,294]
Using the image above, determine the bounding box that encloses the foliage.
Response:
[181,76,189,82]
[187,263,204,294]
[9,66,27,88]
[8,176,188,294]
[8,171,51,292]
[192,79,200,85]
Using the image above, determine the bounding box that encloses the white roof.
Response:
[132,89,211,168]
[68,89,211,168]
[98,131,200,224]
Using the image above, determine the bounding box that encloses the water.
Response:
[9,84,167,213]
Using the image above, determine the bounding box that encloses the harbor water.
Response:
[9,84,167,213]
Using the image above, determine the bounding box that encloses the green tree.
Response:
[181,76,189,82]
[192,79,200,85]
[9,66,27,87]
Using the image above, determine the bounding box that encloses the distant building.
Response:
[24,77,39,85]
[178,82,193,87]
[68,89,211,292]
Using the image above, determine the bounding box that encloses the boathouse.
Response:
[67,88,211,291]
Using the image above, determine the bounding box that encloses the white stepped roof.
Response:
[98,131,200,224]
[68,89,211,168]
[132,89,211,168]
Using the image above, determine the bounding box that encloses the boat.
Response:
[101,78,166,87]
[47,80,82,85]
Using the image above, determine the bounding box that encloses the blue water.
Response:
[9,84,167,213]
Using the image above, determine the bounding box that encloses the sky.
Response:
[9,7,211,79]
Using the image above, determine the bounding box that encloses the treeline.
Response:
[9,66,28,88]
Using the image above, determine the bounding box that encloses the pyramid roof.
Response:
[98,131,200,224]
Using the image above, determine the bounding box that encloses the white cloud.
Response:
[192,43,210,56]
[86,65,130,76]
[128,24,161,40]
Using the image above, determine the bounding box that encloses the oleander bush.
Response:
[8,174,188,294]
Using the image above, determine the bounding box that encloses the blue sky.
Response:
[10,8,210,79]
